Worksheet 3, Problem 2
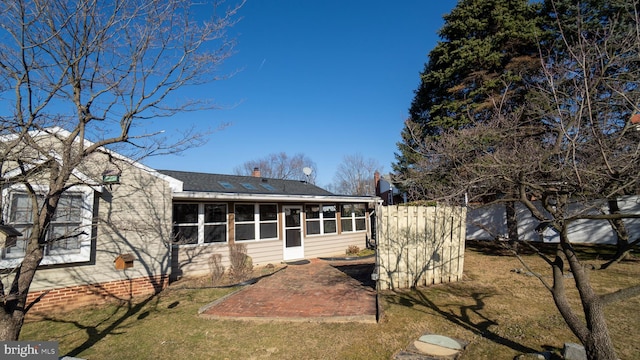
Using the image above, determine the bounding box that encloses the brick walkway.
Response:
[199,258,377,323]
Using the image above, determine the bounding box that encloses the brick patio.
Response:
[199,258,377,323]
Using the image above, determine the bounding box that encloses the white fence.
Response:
[466,196,640,244]
[376,205,466,290]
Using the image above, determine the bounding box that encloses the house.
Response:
[0,128,377,312]
[374,171,404,206]
[466,197,640,243]
[159,169,377,279]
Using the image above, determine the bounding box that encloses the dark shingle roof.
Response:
[157,170,335,196]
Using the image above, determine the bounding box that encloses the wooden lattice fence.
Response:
[376,205,466,290]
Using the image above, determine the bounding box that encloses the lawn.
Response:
[21,242,640,359]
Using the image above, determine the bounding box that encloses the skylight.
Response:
[260,183,276,191]
[241,183,257,190]
[218,181,234,189]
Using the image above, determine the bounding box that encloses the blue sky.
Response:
[143,0,458,188]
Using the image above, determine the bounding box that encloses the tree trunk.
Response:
[505,201,519,242]
[0,312,25,341]
[560,237,619,360]
[0,234,44,340]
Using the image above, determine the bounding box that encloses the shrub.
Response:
[346,245,360,256]
[208,253,226,285]
[229,243,254,281]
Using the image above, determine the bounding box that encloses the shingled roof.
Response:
[157,170,335,197]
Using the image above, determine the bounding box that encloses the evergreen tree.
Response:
[397,1,640,358]
[394,0,544,185]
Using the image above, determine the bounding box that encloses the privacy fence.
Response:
[376,205,466,290]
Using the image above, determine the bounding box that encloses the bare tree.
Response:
[402,2,640,359]
[331,153,382,196]
[0,0,242,341]
[233,152,317,183]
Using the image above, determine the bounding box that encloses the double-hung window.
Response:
[47,194,84,255]
[305,204,337,235]
[204,204,227,243]
[2,188,93,266]
[259,204,278,239]
[235,204,278,241]
[172,204,199,244]
[3,192,32,259]
[172,203,228,244]
[341,204,367,232]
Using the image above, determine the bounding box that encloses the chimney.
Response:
[252,167,261,177]
[632,113,640,131]
[374,171,381,196]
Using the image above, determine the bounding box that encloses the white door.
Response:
[283,206,304,261]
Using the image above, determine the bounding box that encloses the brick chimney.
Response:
[632,114,640,130]
[252,167,261,177]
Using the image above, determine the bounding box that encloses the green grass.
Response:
[21,244,640,359]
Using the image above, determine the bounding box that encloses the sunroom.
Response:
[158,170,377,278]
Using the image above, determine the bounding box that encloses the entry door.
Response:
[283,206,304,261]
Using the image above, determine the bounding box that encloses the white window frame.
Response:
[305,203,337,236]
[1,185,94,268]
[341,203,367,233]
[234,203,279,242]
[203,203,228,244]
[172,203,228,245]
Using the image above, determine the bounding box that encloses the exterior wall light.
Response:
[102,169,121,191]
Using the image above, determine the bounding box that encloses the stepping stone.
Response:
[412,341,460,357]
[417,334,463,350]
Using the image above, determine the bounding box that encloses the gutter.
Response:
[171,191,379,204]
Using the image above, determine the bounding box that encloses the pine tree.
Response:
[394,0,544,183]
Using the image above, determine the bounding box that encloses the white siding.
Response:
[29,154,172,291]
[304,232,367,258]
[467,196,640,244]
[173,240,284,278]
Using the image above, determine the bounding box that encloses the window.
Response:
[172,204,199,244]
[260,183,275,191]
[4,193,31,259]
[241,183,257,190]
[234,204,278,241]
[172,203,228,245]
[218,181,234,189]
[2,188,93,266]
[259,204,278,239]
[204,204,227,243]
[305,204,336,235]
[341,204,367,232]
[7,193,84,256]
[234,204,255,241]
[47,194,84,255]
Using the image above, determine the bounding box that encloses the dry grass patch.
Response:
[172,263,287,288]
[20,242,640,359]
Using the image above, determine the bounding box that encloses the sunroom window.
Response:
[305,204,337,235]
[341,204,367,232]
[234,204,278,241]
[234,204,255,241]
[172,204,199,244]
[172,203,228,245]
[204,204,227,243]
